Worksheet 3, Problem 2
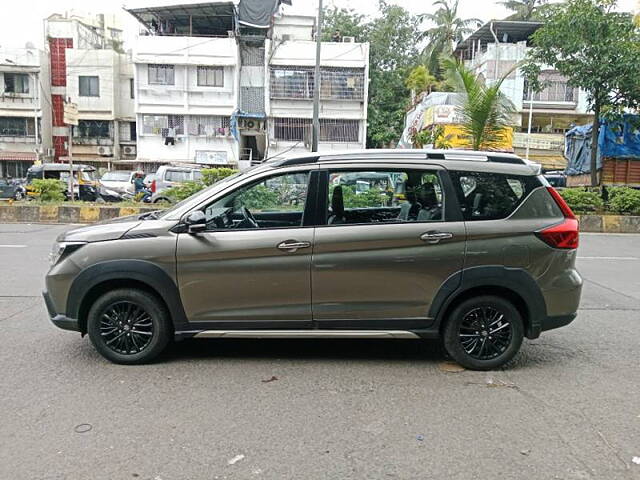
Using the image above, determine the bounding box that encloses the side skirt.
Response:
[178,330,422,340]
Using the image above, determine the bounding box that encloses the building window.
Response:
[74,120,110,138]
[148,64,175,85]
[141,115,184,136]
[273,118,360,143]
[188,115,230,136]
[270,67,365,101]
[524,71,576,103]
[270,68,314,99]
[319,68,365,100]
[0,117,34,137]
[119,121,137,142]
[274,118,311,142]
[197,66,224,87]
[79,76,100,97]
[4,73,30,94]
[319,119,360,142]
[130,78,135,99]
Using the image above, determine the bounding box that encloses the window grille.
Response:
[148,64,175,85]
[273,118,311,142]
[240,87,265,112]
[79,76,100,97]
[240,45,265,67]
[273,118,360,143]
[270,67,365,101]
[0,117,34,136]
[74,120,110,138]
[4,73,30,94]
[320,119,359,142]
[142,115,229,137]
[524,72,576,103]
[119,121,137,142]
[197,66,224,87]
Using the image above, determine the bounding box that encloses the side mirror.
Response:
[185,211,206,234]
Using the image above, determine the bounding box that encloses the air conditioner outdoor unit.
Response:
[240,118,264,131]
[342,36,356,43]
[122,145,137,156]
[97,146,113,157]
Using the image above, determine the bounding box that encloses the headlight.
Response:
[50,241,86,266]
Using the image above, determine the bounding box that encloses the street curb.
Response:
[0,204,638,232]
[0,204,159,224]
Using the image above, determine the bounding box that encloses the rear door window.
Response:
[449,171,540,221]
[325,169,444,225]
[165,170,190,182]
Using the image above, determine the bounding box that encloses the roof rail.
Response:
[276,149,528,167]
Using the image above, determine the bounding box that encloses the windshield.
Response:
[156,169,247,219]
[102,171,131,182]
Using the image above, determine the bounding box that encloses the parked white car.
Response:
[149,165,202,203]
[100,171,137,195]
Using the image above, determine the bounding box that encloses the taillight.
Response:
[536,187,579,249]
[151,180,156,193]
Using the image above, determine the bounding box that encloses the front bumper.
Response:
[540,313,577,332]
[43,291,80,332]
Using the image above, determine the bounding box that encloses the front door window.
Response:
[204,172,310,230]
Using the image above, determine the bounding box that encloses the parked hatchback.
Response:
[44,150,582,370]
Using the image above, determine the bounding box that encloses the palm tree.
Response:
[443,58,516,151]
[418,0,481,76]
[499,0,548,21]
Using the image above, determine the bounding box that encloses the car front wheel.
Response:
[443,295,524,371]
[87,288,172,365]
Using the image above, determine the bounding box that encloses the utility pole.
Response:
[311,0,324,152]
[526,86,534,161]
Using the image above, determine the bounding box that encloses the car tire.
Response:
[87,288,172,365]
[14,191,23,201]
[443,295,524,371]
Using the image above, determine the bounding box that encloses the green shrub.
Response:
[161,168,238,203]
[559,188,603,213]
[30,179,65,202]
[239,184,279,210]
[607,187,640,215]
[162,181,205,202]
[202,167,237,186]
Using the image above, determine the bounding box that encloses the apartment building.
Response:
[454,21,592,169]
[0,47,52,178]
[126,0,369,170]
[45,13,137,170]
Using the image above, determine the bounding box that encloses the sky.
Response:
[0,0,636,50]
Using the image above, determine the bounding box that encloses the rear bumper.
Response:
[43,291,80,332]
[540,313,577,332]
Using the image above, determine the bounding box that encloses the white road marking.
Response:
[578,256,639,260]
[0,245,27,248]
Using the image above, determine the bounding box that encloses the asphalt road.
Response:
[0,224,639,480]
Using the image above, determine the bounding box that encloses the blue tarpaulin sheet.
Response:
[565,115,640,175]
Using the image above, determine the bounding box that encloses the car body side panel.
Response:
[311,221,466,327]
[176,228,314,325]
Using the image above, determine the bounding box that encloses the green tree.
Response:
[321,7,366,41]
[524,0,640,186]
[366,1,421,147]
[444,58,516,151]
[499,0,548,21]
[406,65,438,95]
[418,0,480,77]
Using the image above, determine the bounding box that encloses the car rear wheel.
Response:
[87,289,172,365]
[443,295,524,371]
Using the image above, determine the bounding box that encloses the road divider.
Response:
[0,204,159,224]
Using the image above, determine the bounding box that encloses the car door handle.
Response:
[277,240,312,252]
[420,231,454,244]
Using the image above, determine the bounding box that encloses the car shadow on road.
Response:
[163,338,447,364]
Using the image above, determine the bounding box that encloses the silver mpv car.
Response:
[44,150,582,370]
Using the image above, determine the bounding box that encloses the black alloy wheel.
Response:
[99,301,154,355]
[443,295,524,371]
[458,306,513,361]
[87,289,171,364]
